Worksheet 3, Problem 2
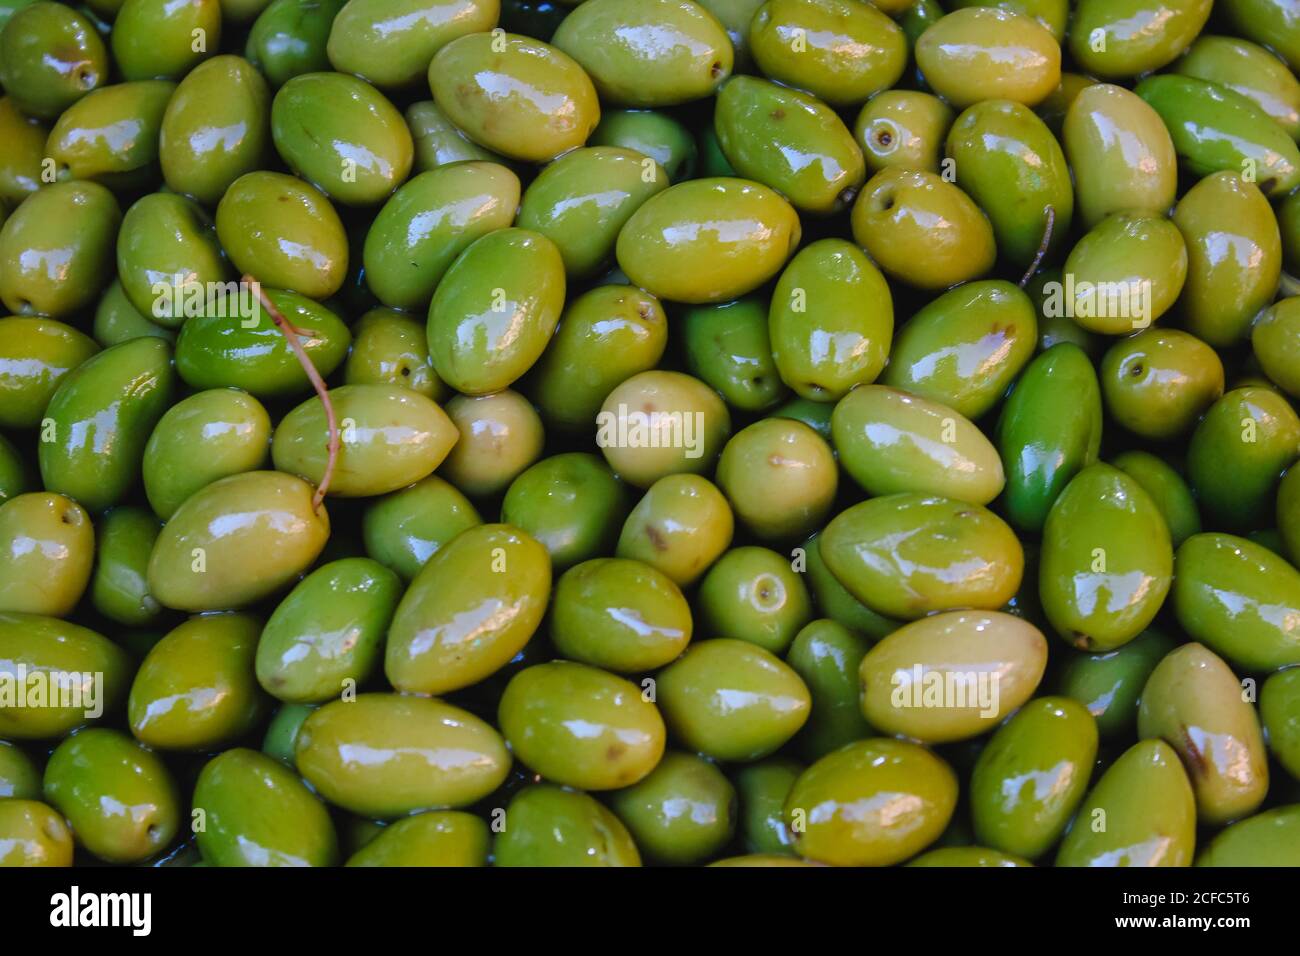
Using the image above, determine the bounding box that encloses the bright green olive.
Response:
[0,493,92,617]
[0,800,74,866]
[0,96,46,206]
[851,168,995,291]
[344,308,444,400]
[803,531,900,642]
[607,751,736,865]
[820,494,1024,620]
[346,811,488,867]
[589,109,698,182]
[915,8,1060,109]
[0,2,108,120]
[0,317,99,429]
[429,31,599,163]
[1253,299,1300,399]
[45,80,175,191]
[617,177,801,304]
[683,296,787,413]
[881,280,1036,420]
[1197,806,1300,867]
[854,90,952,175]
[1057,628,1175,739]
[116,192,229,327]
[859,610,1048,743]
[785,738,957,867]
[439,391,544,498]
[1070,0,1211,79]
[111,0,221,80]
[1099,329,1224,441]
[406,99,503,171]
[361,474,481,581]
[698,546,809,656]
[272,384,459,497]
[769,238,892,402]
[0,740,40,800]
[1175,34,1300,139]
[90,506,161,627]
[1060,213,1187,335]
[326,0,499,90]
[1261,668,1300,781]
[498,661,665,790]
[733,757,800,856]
[385,524,550,695]
[1110,450,1200,548]
[500,453,629,572]
[246,0,347,89]
[493,784,640,867]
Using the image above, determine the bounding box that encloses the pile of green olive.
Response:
[1,0,1299,869]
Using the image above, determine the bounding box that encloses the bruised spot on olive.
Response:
[1180,724,1207,777]
[645,524,668,551]
[770,108,785,120]
[711,61,724,79]
[606,743,626,762]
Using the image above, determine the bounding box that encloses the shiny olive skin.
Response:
[698,546,809,655]
[494,784,640,867]
[1197,806,1300,867]
[1137,74,1300,197]
[38,338,175,514]
[518,147,667,279]
[590,110,698,183]
[128,613,269,751]
[215,172,349,300]
[160,56,271,206]
[0,800,74,866]
[1138,642,1268,825]
[768,238,892,402]
[996,343,1103,533]
[683,296,786,413]
[0,3,108,120]
[347,811,489,867]
[326,0,499,90]
[970,697,1098,860]
[174,291,351,399]
[93,280,176,350]
[831,385,1004,506]
[1070,0,1211,79]
[851,168,995,291]
[429,31,600,163]
[271,72,413,206]
[552,557,691,672]
[1283,466,1300,565]
[1055,739,1196,867]
[1253,299,1300,399]
[882,280,1036,421]
[146,471,330,612]
[194,748,338,866]
[854,91,953,175]
[361,475,481,581]
[42,728,180,863]
[820,494,1024,620]
[143,389,271,520]
[530,285,667,431]
[1058,628,1175,739]
[656,638,810,762]
[1111,450,1200,548]
[1063,83,1177,229]
[0,181,121,318]
[915,8,1060,110]
[500,453,629,572]
[406,99,502,170]
[90,506,161,627]
[0,435,27,505]
[426,228,566,396]
[0,613,132,740]
[246,0,347,88]
[1175,35,1300,139]
[272,384,459,497]
[344,308,443,399]
[946,99,1072,267]
[385,524,551,695]
[111,0,221,80]
[1039,464,1173,652]
[0,493,93,617]
[607,751,736,865]
[859,610,1048,743]
[0,97,46,206]
[256,557,401,703]
[116,192,229,326]
[1221,0,1300,71]
[439,391,544,498]
[785,738,957,867]
[1173,534,1300,672]
[716,418,836,543]
[1186,387,1300,530]
[0,740,40,800]
[617,178,801,304]
[734,757,800,855]
[748,0,906,108]
[1099,329,1224,441]
[1060,213,1187,335]
[1261,668,1300,781]
[296,694,510,817]
[714,76,865,215]
[45,80,175,191]
[804,531,900,642]
[0,317,99,429]
[498,661,665,790]
[786,620,873,761]
[551,0,732,108]
[1172,171,1281,348]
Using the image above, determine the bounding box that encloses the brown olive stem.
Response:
[1019,206,1056,289]
[246,275,338,510]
